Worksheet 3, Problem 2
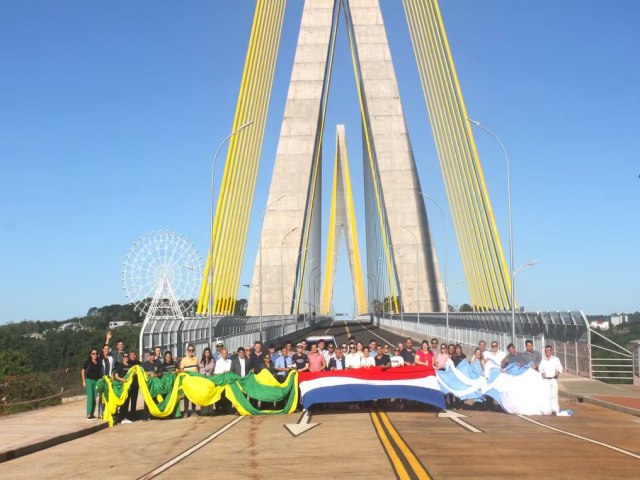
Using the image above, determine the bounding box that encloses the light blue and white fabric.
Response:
[436,359,555,415]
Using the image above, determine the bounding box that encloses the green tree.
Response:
[0,350,32,381]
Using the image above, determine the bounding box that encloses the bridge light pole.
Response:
[514,260,540,278]
[207,120,253,348]
[419,192,449,341]
[400,225,419,325]
[281,227,298,333]
[258,194,286,342]
[468,118,515,343]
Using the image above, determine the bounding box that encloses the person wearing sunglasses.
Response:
[291,343,310,372]
[434,343,450,370]
[179,344,199,417]
[430,338,439,356]
[81,349,101,420]
[485,341,506,371]
[113,351,134,424]
[345,344,362,369]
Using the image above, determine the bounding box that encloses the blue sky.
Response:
[1,1,638,323]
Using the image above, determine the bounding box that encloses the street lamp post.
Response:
[258,195,286,342]
[419,192,449,340]
[468,118,515,343]
[400,225,420,325]
[514,260,540,278]
[281,227,298,333]
[207,120,253,348]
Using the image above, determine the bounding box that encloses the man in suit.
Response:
[328,348,346,371]
[230,347,251,378]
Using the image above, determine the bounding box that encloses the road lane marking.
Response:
[344,321,351,339]
[438,410,483,433]
[370,410,431,479]
[323,319,335,334]
[284,410,320,437]
[371,410,413,479]
[377,410,432,478]
[517,415,640,460]
[137,416,245,479]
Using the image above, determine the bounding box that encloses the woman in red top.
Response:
[414,340,435,375]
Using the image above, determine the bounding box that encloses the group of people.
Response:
[81,330,564,422]
[422,337,563,412]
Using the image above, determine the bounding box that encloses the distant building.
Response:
[589,319,609,330]
[610,314,628,326]
[58,322,83,332]
[108,321,131,329]
[23,333,44,340]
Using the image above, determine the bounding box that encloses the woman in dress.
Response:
[199,347,215,415]
[81,348,101,420]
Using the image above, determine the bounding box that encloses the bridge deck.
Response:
[1,321,639,479]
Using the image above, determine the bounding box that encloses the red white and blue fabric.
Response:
[298,366,445,410]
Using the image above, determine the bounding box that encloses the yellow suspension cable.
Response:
[217,0,281,313]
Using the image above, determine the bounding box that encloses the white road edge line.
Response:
[137,416,245,479]
[323,319,336,335]
[517,415,640,460]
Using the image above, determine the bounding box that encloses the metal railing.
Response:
[589,328,634,383]
[141,314,331,358]
[370,310,593,378]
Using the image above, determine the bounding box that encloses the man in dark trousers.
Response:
[141,349,163,420]
[113,351,134,423]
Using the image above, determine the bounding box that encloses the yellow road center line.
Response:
[378,411,431,479]
[370,411,411,480]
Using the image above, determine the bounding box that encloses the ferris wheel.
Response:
[123,231,202,319]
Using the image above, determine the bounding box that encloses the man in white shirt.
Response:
[214,349,232,374]
[484,341,506,368]
[345,344,362,369]
[478,340,487,359]
[539,344,563,413]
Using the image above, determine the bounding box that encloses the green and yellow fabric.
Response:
[99,365,298,427]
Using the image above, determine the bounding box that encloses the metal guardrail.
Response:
[589,328,634,383]
[141,314,331,358]
[370,310,594,378]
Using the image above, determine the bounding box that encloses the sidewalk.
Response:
[559,372,640,416]
[0,397,107,463]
